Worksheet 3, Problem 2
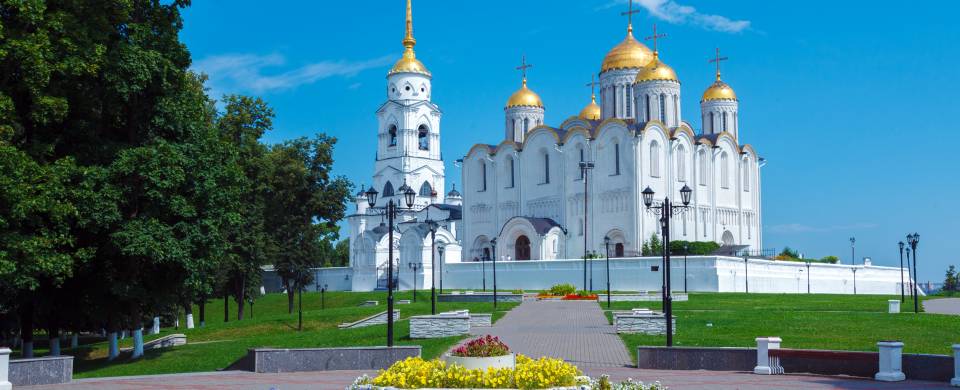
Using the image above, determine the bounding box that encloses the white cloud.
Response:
[769,223,878,234]
[193,53,393,96]
[602,0,750,33]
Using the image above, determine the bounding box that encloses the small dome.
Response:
[635,53,678,83]
[601,28,654,73]
[388,49,431,77]
[578,95,601,120]
[506,79,544,109]
[702,77,737,102]
[446,184,461,198]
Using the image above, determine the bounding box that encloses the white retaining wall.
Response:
[438,256,912,295]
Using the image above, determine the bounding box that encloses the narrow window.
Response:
[677,146,686,182]
[388,125,397,146]
[507,157,515,188]
[709,113,715,133]
[383,181,395,197]
[419,182,433,197]
[645,95,651,122]
[659,94,666,123]
[544,153,551,184]
[612,87,618,117]
[418,125,429,150]
[625,85,633,117]
[673,95,679,124]
[698,150,707,185]
[650,141,660,178]
[721,152,729,188]
[722,113,728,132]
[614,143,621,175]
[578,147,585,180]
[481,161,487,191]
[743,160,750,192]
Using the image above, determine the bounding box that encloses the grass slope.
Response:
[67,291,516,378]
[604,293,958,362]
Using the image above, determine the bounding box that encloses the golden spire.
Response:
[389,0,430,76]
[621,0,640,35]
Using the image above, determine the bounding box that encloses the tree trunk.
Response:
[131,321,144,359]
[235,274,246,321]
[285,278,294,314]
[183,302,194,329]
[107,317,119,361]
[47,326,61,356]
[199,300,206,327]
[18,302,34,358]
[223,292,229,322]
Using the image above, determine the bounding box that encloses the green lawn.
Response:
[58,291,516,378]
[605,293,958,362]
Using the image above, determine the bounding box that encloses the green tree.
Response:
[944,265,958,292]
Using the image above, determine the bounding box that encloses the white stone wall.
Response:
[615,314,676,335]
[439,256,911,295]
[409,315,470,339]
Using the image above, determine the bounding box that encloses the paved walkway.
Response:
[469,299,632,368]
[924,298,960,315]
[25,368,955,389]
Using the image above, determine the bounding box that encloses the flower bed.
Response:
[562,294,598,301]
[348,358,665,389]
[451,335,510,358]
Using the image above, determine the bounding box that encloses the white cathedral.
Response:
[346,0,763,292]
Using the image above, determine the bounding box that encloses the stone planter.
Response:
[442,353,515,370]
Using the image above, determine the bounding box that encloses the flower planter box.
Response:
[562,294,598,301]
[442,353,515,370]
[350,386,586,390]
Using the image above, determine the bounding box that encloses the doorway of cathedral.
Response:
[615,243,625,257]
[721,230,735,246]
[515,235,531,260]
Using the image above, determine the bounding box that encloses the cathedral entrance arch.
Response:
[721,230,735,246]
[515,235,531,260]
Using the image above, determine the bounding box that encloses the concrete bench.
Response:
[410,313,470,339]
[615,312,675,335]
[359,300,378,307]
[339,310,400,329]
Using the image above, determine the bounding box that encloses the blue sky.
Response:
[181,0,959,281]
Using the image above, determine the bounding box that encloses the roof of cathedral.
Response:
[601,25,654,73]
[702,75,737,102]
[513,216,563,235]
[388,0,431,77]
[446,184,461,198]
[635,52,679,83]
[506,78,544,109]
[430,203,462,220]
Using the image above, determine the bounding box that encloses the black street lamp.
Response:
[852,267,857,295]
[898,241,905,303]
[683,242,689,293]
[364,182,416,347]
[641,184,692,348]
[481,250,487,291]
[849,237,856,265]
[906,246,914,301]
[438,246,445,294]
[580,160,595,291]
[491,237,498,309]
[604,236,612,309]
[805,261,811,294]
[907,233,920,313]
[408,262,421,302]
[427,220,439,314]
[744,255,749,293]
[321,284,327,310]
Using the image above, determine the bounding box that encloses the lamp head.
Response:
[642,186,655,207]
[898,241,904,250]
[403,186,416,208]
[604,235,611,245]
[365,186,379,207]
[680,184,692,206]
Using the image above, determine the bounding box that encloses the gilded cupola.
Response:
[600,25,654,73]
[635,52,678,83]
[701,75,737,102]
[505,78,544,109]
[388,0,431,77]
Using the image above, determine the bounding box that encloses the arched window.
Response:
[578,147,585,180]
[523,118,530,133]
[645,95,651,122]
[388,125,397,146]
[650,141,660,178]
[612,88,618,117]
[659,94,666,123]
[721,152,730,188]
[709,113,715,133]
[480,161,487,192]
[418,125,429,150]
[507,157,515,188]
[382,181,395,197]
[698,149,707,185]
[722,113,728,132]
[543,152,551,184]
[419,181,433,197]
[625,85,633,117]
[673,95,679,124]
[677,145,686,182]
[614,143,621,175]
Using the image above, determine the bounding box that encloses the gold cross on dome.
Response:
[709,47,729,79]
[644,24,668,53]
[516,54,533,81]
[585,75,599,96]
[621,0,641,32]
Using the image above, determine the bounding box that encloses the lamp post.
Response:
[580,160,595,291]
[849,237,856,265]
[744,255,749,293]
[438,246,445,294]
[491,237,498,309]
[427,220,438,314]
[604,236,612,309]
[906,246,914,301]
[898,241,905,303]
[683,242,689,293]
[321,284,327,310]
[481,251,487,291]
[852,267,857,295]
[805,261,811,294]
[641,184,692,348]
[364,182,417,347]
[907,233,920,313]
[408,262,421,302]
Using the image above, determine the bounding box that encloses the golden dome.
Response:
[635,52,678,83]
[506,78,544,109]
[387,0,431,77]
[702,74,737,101]
[579,94,601,120]
[601,27,654,73]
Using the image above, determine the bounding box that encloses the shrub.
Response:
[451,335,510,358]
[820,255,839,264]
[358,355,583,389]
[548,283,576,296]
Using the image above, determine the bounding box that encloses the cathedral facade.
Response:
[347,0,763,291]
